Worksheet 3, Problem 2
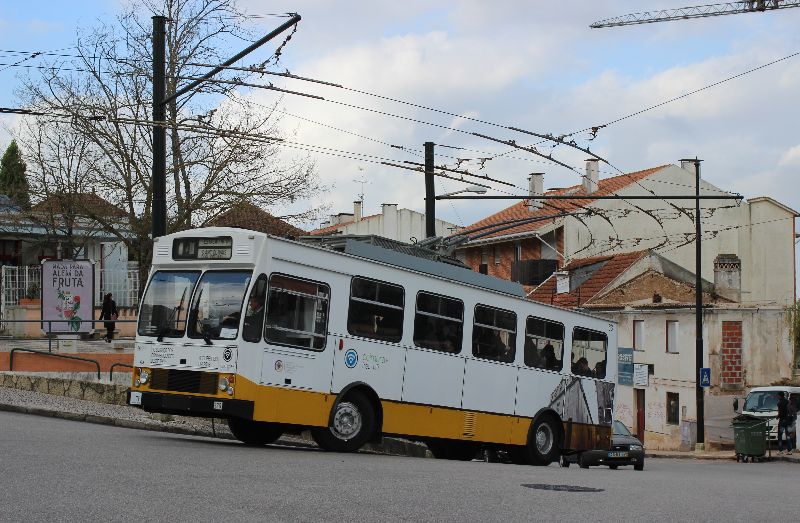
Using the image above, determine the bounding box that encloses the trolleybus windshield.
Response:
[187,270,252,341]
[138,271,201,338]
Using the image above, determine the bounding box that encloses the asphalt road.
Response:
[1,411,796,522]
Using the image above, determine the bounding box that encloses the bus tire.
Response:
[311,391,375,453]
[227,418,283,446]
[427,440,478,461]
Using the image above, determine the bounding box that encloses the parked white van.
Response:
[738,386,800,441]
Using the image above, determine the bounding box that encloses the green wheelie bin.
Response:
[732,414,768,462]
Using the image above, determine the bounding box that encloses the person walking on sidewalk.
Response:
[776,392,794,454]
[99,293,118,343]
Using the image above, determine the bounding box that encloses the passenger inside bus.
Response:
[542,343,560,371]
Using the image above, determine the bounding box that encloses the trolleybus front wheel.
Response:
[228,418,284,446]
[311,391,376,453]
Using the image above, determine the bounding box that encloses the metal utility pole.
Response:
[424,142,435,238]
[150,13,301,240]
[152,16,167,239]
[591,1,800,28]
[689,158,706,449]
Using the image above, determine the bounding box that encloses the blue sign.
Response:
[617,347,634,386]
[700,367,711,387]
[344,349,359,369]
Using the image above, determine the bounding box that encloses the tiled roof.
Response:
[460,165,671,242]
[308,214,380,236]
[528,250,648,308]
[33,192,126,218]
[209,202,306,237]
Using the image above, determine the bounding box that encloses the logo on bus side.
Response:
[344,349,358,369]
[275,360,284,372]
[223,348,233,362]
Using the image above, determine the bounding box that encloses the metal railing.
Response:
[0,265,140,313]
[109,362,134,382]
[9,347,101,380]
[0,319,137,352]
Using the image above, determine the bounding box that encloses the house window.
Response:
[666,392,680,425]
[493,245,501,265]
[633,320,644,351]
[481,248,489,265]
[666,320,679,353]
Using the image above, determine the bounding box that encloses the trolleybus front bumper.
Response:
[127,390,254,419]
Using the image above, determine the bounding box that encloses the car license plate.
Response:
[608,451,629,458]
[129,391,142,405]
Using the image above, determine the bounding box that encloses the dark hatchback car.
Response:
[562,420,645,470]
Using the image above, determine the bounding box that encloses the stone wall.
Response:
[0,372,128,405]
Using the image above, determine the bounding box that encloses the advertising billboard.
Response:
[41,260,95,334]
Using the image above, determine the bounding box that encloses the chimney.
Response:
[526,173,544,210]
[329,214,339,226]
[354,201,362,222]
[680,158,699,177]
[381,203,398,240]
[555,271,570,294]
[714,254,741,302]
[584,159,599,194]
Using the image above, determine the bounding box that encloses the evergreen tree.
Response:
[0,140,31,209]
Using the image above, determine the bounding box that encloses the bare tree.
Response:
[16,0,324,282]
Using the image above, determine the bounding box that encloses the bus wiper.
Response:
[157,287,187,342]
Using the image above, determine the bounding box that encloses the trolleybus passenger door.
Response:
[330,277,405,401]
[461,305,518,416]
[401,291,466,409]
[258,272,335,391]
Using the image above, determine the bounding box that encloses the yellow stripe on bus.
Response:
[236,375,532,445]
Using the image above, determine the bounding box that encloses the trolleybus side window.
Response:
[572,327,608,379]
[413,292,463,353]
[347,277,404,343]
[137,270,201,338]
[242,274,268,343]
[265,274,330,351]
[472,304,516,363]
[187,270,252,341]
[524,317,564,371]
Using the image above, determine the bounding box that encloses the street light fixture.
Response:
[437,185,489,198]
[425,184,489,238]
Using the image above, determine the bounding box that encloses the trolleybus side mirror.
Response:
[733,398,739,412]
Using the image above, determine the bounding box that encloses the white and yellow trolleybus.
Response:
[129,227,616,464]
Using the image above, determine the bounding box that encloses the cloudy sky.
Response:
[1,1,798,258]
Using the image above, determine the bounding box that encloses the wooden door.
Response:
[635,388,646,443]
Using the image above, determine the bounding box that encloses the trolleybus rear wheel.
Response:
[507,416,562,466]
[228,418,284,446]
[311,391,375,453]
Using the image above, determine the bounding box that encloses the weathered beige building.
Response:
[458,161,798,450]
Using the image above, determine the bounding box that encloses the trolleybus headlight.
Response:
[226,386,234,396]
[219,377,230,391]
[135,367,151,386]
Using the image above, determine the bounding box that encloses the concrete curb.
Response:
[646,450,800,463]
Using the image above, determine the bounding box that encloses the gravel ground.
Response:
[0,386,235,438]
